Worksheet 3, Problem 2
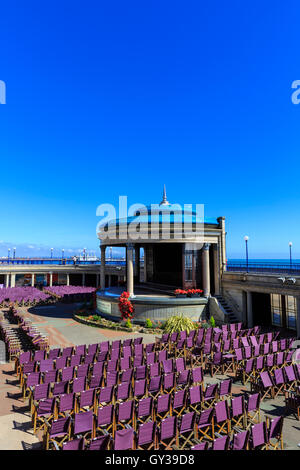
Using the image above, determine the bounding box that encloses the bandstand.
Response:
[96,188,227,324]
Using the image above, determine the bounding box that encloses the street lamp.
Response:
[83,248,87,261]
[289,242,292,272]
[244,236,249,272]
[13,247,16,259]
[7,248,11,263]
[51,248,53,259]
[62,249,64,260]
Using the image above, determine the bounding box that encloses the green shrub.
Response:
[201,322,210,329]
[164,314,195,334]
[125,319,132,329]
[209,316,216,328]
[92,314,99,321]
[145,318,153,328]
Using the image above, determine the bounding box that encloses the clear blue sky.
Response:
[0,0,300,259]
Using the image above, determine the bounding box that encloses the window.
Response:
[285,296,297,330]
[184,252,193,282]
[271,294,282,326]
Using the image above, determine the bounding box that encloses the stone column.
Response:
[100,245,106,290]
[202,243,211,297]
[296,297,300,339]
[108,275,111,287]
[247,291,253,328]
[66,273,70,286]
[127,243,134,296]
[82,273,85,286]
[134,246,140,283]
[217,216,226,273]
[213,244,220,295]
[49,273,53,287]
[96,274,100,287]
[10,273,16,288]
[31,274,35,286]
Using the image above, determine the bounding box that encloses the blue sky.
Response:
[0,0,300,259]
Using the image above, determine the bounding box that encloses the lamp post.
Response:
[62,249,64,261]
[289,242,292,272]
[83,248,87,261]
[244,236,249,273]
[51,248,53,259]
[13,247,16,259]
[7,248,10,263]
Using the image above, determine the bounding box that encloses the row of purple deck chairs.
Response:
[251,366,300,400]
[0,287,51,306]
[40,391,272,450]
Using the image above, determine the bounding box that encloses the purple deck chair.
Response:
[97,404,114,435]
[87,343,98,356]
[177,369,190,389]
[106,371,119,387]
[77,388,96,413]
[44,416,71,450]
[39,359,54,373]
[163,373,176,394]
[84,354,95,366]
[89,374,103,389]
[110,348,121,361]
[53,380,69,397]
[76,364,89,378]
[284,365,297,392]
[191,442,208,450]
[197,407,215,441]
[22,371,40,400]
[122,346,132,358]
[133,378,147,402]
[202,383,218,408]
[250,421,268,450]
[172,389,186,417]
[158,350,168,363]
[158,416,177,450]
[70,354,82,368]
[156,394,171,421]
[191,367,204,386]
[55,356,67,371]
[106,359,119,374]
[145,343,155,354]
[114,428,135,450]
[120,368,133,384]
[75,344,86,356]
[99,341,109,353]
[117,399,134,431]
[148,376,162,399]
[92,361,104,377]
[48,348,60,360]
[98,385,114,405]
[116,381,131,402]
[61,346,73,358]
[133,355,144,368]
[136,397,154,425]
[123,338,132,348]
[62,437,84,450]
[72,376,86,394]
[33,350,45,362]
[176,412,196,449]
[134,344,144,357]
[97,351,108,362]
[61,366,74,382]
[88,435,110,450]
[146,352,156,366]
[273,368,285,397]
[215,399,231,435]
[211,435,230,450]
[135,365,147,380]
[111,339,121,351]
[231,430,249,450]
[74,409,94,440]
[43,369,58,385]
[231,395,246,429]
[188,385,203,413]
[219,378,232,400]
[57,393,75,417]
[32,397,56,434]
[136,421,157,450]
[246,393,261,424]
[256,371,274,400]
[267,415,284,450]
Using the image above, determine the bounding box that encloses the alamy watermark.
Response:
[0,80,6,104]
[291,80,300,104]
[96,196,204,242]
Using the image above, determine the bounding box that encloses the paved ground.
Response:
[0,303,299,450]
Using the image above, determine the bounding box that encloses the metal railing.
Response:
[226,261,300,275]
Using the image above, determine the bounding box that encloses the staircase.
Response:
[214,295,239,323]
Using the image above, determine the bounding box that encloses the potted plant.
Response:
[174,289,188,298]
